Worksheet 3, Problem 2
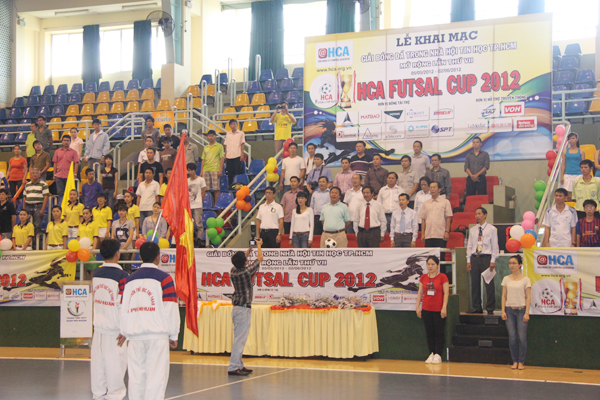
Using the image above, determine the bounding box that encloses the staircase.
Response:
[449,314,512,365]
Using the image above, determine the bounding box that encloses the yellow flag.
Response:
[60,162,76,213]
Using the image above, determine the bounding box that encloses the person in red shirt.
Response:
[416,255,449,365]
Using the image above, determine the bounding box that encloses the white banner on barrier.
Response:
[60,283,93,338]
[160,248,439,311]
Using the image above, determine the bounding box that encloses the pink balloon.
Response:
[556,137,564,148]
[555,125,566,137]
[523,211,536,221]
[521,219,534,231]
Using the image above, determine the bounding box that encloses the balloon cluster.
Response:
[266,158,280,183]
[135,231,170,249]
[532,180,546,210]
[235,186,252,212]
[506,211,537,252]
[545,150,557,177]
[206,217,226,246]
[553,125,566,151]
[281,138,295,158]
[0,238,13,256]
[66,238,93,262]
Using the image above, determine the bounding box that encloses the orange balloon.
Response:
[236,200,246,210]
[241,186,250,196]
[236,190,245,200]
[243,202,252,212]
[78,248,91,262]
[520,233,536,248]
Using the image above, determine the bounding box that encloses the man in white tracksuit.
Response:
[91,238,129,400]
[120,241,180,400]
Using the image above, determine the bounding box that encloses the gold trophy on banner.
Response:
[340,73,353,108]
[562,278,580,316]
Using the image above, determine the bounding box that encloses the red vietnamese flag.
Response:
[162,132,198,336]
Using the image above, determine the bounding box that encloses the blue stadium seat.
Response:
[295,77,304,90]
[22,106,36,119]
[13,97,25,108]
[279,78,294,91]
[566,100,589,115]
[255,177,267,191]
[112,81,125,91]
[248,194,256,208]
[559,56,579,71]
[248,159,265,176]
[259,69,274,82]
[141,78,154,89]
[43,85,55,96]
[219,73,228,86]
[570,83,592,99]
[215,192,234,209]
[56,84,69,95]
[553,58,558,71]
[564,43,582,56]
[202,211,217,228]
[196,161,202,176]
[275,69,289,81]
[14,132,27,144]
[8,108,21,119]
[200,74,213,85]
[71,83,83,93]
[246,81,262,94]
[29,86,41,97]
[51,105,65,117]
[37,106,50,118]
[553,102,562,116]
[3,120,17,133]
[55,94,68,105]
[262,80,278,93]
[126,79,140,90]
[40,95,54,106]
[203,193,215,210]
[26,96,40,107]
[84,82,97,93]
[293,117,304,131]
[292,67,303,80]
[99,81,111,92]
[575,69,595,85]
[68,93,81,104]
[267,91,283,105]
[553,70,574,86]
[552,45,561,58]
[233,174,249,185]
[219,175,230,192]
[18,119,30,131]
[285,91,302,104]
[0,109,7,120]
[258,120,274,132]
[1,133,15,142]
[156,78,161,89]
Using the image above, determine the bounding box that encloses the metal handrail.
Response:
[255,54,261,81]
[215,68,220,93]
[230,78,237,105]
[243,67,248,92]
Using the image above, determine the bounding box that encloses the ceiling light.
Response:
[122,2,160,10]
[54,9,90,16]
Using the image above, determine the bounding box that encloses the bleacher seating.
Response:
[451,212,476,232]
[55,94,68,105]
[262,80,278,92]
[291,67,303,80]
[126,79,140,91]
[251,93,266,106]
[99,81,111,92]
[486,176,499,203]
[156,99,171,111]
[68,93,82,104]
[554,70,574,86]
[40,95,53,106]
[71,83,83,93]
[559,56,579,71]
[200,74,213,85]
[279,78,294,91]
[259,69,274,82]
[126,89,139,101]
[242,120,258,133]
[26,96,39,107]
[275,69,289,81]
[295,77,304,90]
[56,84,69,95]
[285,91,302,104]
[215,192,234,209]
[37,106,50,118]
[246,81,261,94]
[13,97,25,107]
[463,195,489,213]
[141,78,154,90]
[451,177,467,202]
[267,91,283,105]
[234,94,250,108]
[113,81,125,91]
[43,85,55,95]
[84,82,97,93]
[22,107,36,119]
[112,91,125,102]
[258,120,274,132]
[29,86,41,96]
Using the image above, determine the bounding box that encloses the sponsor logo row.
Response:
[198,292,417,304]
[337,107,454,125]
[337,123,456,141]
[478,102,526,118]
[6,290,61,301]
[466,116,538,134]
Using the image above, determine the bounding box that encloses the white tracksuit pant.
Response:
[90,332,128,400]
[127,338,170,400]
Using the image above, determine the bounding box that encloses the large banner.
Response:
[303,13,552,165]
[524,248,600,317]
[160,248,439,311]
[0,250,76,306]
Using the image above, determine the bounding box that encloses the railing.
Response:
[210,107,304,138]
[255,55,261,81]
[552,86,599,121]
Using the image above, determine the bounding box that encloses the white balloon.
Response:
[0,239,12,251]
[79,237,92,250]
[509,225,525,241]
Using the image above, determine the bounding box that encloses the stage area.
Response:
[1,348,599,399]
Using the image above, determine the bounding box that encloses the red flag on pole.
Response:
[162,132,199,336]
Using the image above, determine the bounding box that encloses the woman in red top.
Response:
[416,255,449,364]
[7,145,28,199]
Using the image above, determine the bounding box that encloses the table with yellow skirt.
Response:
[183,301,379,359]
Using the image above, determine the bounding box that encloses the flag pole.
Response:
[150,210,163,243]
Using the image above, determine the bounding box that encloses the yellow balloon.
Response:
[267,172,279,182]
[268,157,277,165]
[68,239,81,252]
[158,238,170,249]
[553,134,558,142]
[265,164,275,173]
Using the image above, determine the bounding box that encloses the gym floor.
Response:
[1,348,599,400]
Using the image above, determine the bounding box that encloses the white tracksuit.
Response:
[91,263,129,400]
[120,263,180,400]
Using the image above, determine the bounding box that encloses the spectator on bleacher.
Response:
[464,137,490,196]
[289,191,314,248]
[187,163,206,243]
[411,141,431,181]
[23,168,49,235]
[398,155,419,207]
[141,116,161,147]
[344,173,365,234]
[414,177,432,229]
[420,182,452,250]
[280,143,306,194]
[560,132,586,198]
[200,130,224,202]
[12,210,34,250]
[224,120,246,186]
[158,124,180,150]
[501,255,531,371]
[7,145,28,198]
[124,191,140,238]
[63,189,83,239]
[160,168,172,200]
[30,140,51,181]
[271,101,297,154]
[354,186,386,248]
[305,154,332,194]
[34,116,53,154]
[576,199,600,247]
[572,159,600,220]
[26,122,36,163]
[320,186,351,248]
[350,141,372,179]
[310,177,330,236]
[159,137,177,172]
[466,207,499,315]
[45,206,67,250]
[364,154,388,197]
[0,189,16,240]
[542,188,577,248]
[182,133,199,165]
[69,128,84,158]
[280,176,301,234]
[390,193,418,248]
[334,158,353,198]
[112,204,135,251]
[93,193,112,241]
[426,154,451,197]
[256,187,284,248]
[138,137,155,165]
[378,172,405,233]
[99,154,118,210]
[138,147,164,185]
[304,143,317,174]
[142,202,170,240]
[136,169,160,228]
[0,170,5,190]
[82,119,110,169]
[595,137,600,178]
[79,208,99,250]
[81,169,104,209]
[52,135,79,198]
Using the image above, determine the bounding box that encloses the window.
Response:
[410,0,450,27]
[546,0,599,41]
[475,0,518,21]
[51,33,83,77]
[390,0,406,29]
[151,27,166,71]
[216,9,252,69]
[284,2,327,65]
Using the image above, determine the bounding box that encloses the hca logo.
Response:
[537,255,548,265]
[318,46,350,59]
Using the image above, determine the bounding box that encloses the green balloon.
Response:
[535,200,541,209]
[533,180,546,192]
[206,217,217,229]
[211,235,222,245]
[215,217,225,228]
[146,229,154,238]
[84,254,98,271]
[219,229,227,238]
[207,228,218,238]
[534,190,545,202]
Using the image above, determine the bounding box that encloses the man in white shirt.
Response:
[466,207,499,314]
[411,140,431,180]
[334,157,353,197]
[187,163,207,242]
[414,176,432,227]
[304,143,317,174]
[378,172,405,233]
[224,119,246,186]
[310,177,330,236]
[256,187,284,248]
[354,186,386,247]
[137,137,156,165]
[344,173,365,234]
[136,169,160,228]
[279,142,306,193]
[69,127,84,158]
[390,193,419,248]
[542,188,578,247]
[83,119,110,169]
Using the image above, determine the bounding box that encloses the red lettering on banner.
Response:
[447,74,477,95]
[356,82,367,100]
